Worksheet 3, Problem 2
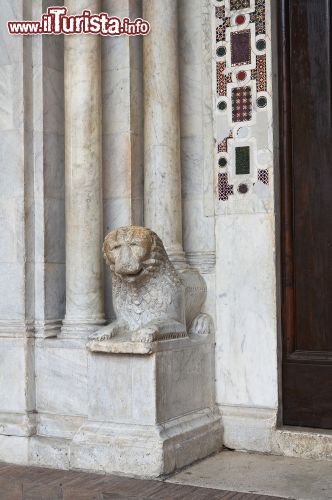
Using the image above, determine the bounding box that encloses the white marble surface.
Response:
[220,404,277,452]
[88,352,156,424]
[33,3,65,335]
[0,436,29,465]
[88,339,214,423]
[156,343,214,421]
[143,0,184,261]
[1,0,324,479]
[35,344,88,416]
[0,2,38,444]
[71,406,221,477]
[0,339,31,413]
[0,1,25,322]
[215,214,278,408]
[211,0,280,455]
[37,413,86,440]
[178,0,216,343]
[62,0,105,334]
[102,0,144,320]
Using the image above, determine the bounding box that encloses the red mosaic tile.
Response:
[237,71,247,81]
[235,15,246,25]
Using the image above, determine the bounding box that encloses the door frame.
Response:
[278,0,295,363]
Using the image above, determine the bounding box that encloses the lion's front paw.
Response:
[88,331,112,342]
[131,326,158,343]
[89,326,116,342]
[189,313,213,336]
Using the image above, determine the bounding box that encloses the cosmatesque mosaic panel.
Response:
[213,0,273,212]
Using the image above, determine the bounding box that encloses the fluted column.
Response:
[143,0,186,266]
[62,0,105,336]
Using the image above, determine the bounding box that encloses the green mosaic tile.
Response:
[235,146,250,175]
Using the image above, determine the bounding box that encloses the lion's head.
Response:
[103,226,167,283]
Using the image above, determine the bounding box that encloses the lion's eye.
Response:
[130,243,138,247]
[112,245,121,250]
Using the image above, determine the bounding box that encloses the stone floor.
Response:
[168,450,332,500]
[0,461,283,500]
[0,450,331,499]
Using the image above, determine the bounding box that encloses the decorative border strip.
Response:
[213,0,273,213]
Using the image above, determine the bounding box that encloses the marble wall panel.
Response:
[0,199,17,263]
[215,213,278,408]
[0,339,32,412]
[0,436,29,465]
[35,344,88,416]
[0,215,25,320]
[0,131,24,196]
[0,2,25,324]
[0,2,24,65]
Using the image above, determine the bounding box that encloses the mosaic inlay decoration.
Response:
[232,86,252,122]
[214,0,273,211]
[235,146,250,175]
[230,30,251,66]
[230,0,251,9]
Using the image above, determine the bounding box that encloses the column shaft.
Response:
[143,0,185,264]
[62,0,104,335]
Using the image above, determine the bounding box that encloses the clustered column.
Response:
[62,0,105,336]
[143,0,186,267]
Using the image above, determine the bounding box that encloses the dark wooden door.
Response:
[279,0,332,429]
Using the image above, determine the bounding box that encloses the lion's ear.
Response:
[150,231,165,256]
[102,237,113,267]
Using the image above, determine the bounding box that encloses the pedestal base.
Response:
[79,335,222,477]
[71,408,222,477]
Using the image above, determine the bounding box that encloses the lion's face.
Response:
[103,226,163,283]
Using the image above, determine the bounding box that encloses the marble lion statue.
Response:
[88,226,212,343]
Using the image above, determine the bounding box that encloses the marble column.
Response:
[143,0,186,266]
[62,0,105,335]
[102,0,144,321]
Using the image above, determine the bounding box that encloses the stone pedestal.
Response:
[70,336,221,477]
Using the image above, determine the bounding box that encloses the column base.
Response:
[168,250,188,270]
[35,319,62,338]
[61,318,106,338]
